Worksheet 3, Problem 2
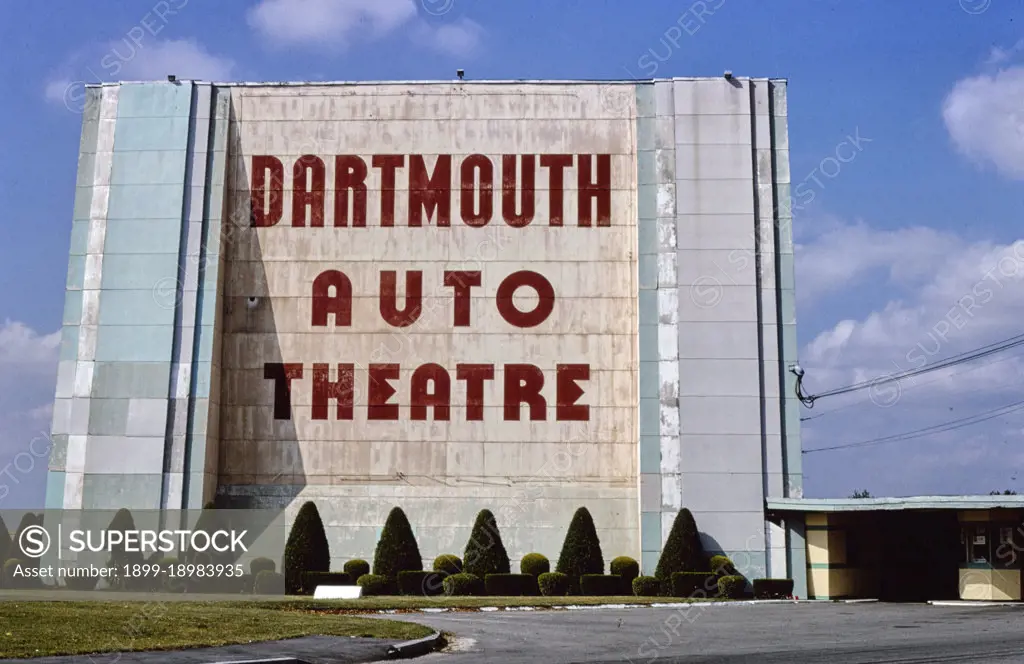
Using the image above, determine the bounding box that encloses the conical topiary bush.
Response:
[283,501,330,595]
[0,514,10,564]
[555,507,604,595]
[373,507,423,590]
[106,509,144,590]
[463,509,511,578]
[654,508,707,593]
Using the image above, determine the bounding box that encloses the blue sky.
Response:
[2,0,1023,507]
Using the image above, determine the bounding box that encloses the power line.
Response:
[796,332,1024,407]
[800,346,1024,422]
[803,397,1024,454]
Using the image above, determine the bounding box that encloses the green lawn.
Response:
[0,602,432,659]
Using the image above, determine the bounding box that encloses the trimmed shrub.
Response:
[304,571,352,592]
[344,559,370,581]
[463,510,511,578]
[484,573,535,596]
[3,558,24,589]
[520,553,550,577]
[655,509,706,594]
[717,575,746,599]
[250,557,276,577]
[671,572,718,598]
[555,507,604,595]
[0,515,10,566]
[373,507,423,586]
[357,574,391,596]
[64,571,100,591]
[159,557,185,592]
[104,509,144,590]
[239,574,254,594]
[538,572,570,597]
[753,578,794,599]
[433,554,463,575]
[284,501,330,595]
[610,556,640,594]
[254,570,285,595]
[580,574,624,597]
[709,555,738,577]
[633,576,660,597]
[398,570,448,596]
[443,572,484,596]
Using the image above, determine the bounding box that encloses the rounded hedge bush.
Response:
[580,574,623,597]
[484,573,535,596]
[304,571,352,592]
[671,571,717,598]
[3,559,24,589]
[344,559,370,581]
[398,570,448,596]
[520,552,550,577]
[709,555,738,577]
[610,556,640,594]
[538,572,569,597]
[250,557,276,577]
[357,573,392,596]
[632,575,660,597]
[253,570,285,595]
[63,571,99,591]
[717,575,746,599]
[443,572,483,596]
[433,554,463,575]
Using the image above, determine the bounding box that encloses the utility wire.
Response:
[796,332,1024,407]
[800,346,1024,422]
[803,397,1024,454]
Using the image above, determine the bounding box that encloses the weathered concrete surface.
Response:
[218,82,640,569]
[399,603,1024,663]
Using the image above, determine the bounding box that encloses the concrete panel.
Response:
[691,510,766,551]
[86,398,130,436]
[675,144,754,181]
[678,322,761,359]
[92,362,171,399]
[83,436,165,473]
[98,289,176,326]
[99,254,180,290]
[125,398,170,437]
[103,219,185,254]
[94,325,175,363]
[679,396,762,435]
[681,472,763,513]
[82,473,163,509]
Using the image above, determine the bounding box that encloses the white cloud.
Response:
[942,65,1024,180]
[112,38,235,81]
[248,0,418,47]
[43,38,235,106]
[248,0,483,55]
[43,79,73,105]
[0,320,60,509]
[0,320,59,366]
[795,220,962,305]
[985,39,1024,66]
[412,17,484,56]
[796,221,1024,497]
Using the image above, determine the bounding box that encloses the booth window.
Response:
[971,526,989,563]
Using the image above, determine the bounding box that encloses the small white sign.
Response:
[313,585,362,599]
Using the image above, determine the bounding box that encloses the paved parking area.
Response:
[405,602,1024,663]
